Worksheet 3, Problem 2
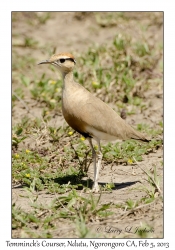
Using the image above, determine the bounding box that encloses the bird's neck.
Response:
[62,71,74,89]
[62,70,74,80]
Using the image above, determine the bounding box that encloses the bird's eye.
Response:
[60,59,65,63]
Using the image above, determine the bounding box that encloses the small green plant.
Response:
[37,12,51,24]
[125,199,139,210]
[134,42,150,57]
[24,37,38,48]
[30,75,62,110]
[12,127,27,148]
[103,182,115,191]
[133,157,162,203]
[135,223,154,238]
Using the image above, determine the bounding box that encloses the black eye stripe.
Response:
[69,58,76,63]
[58,58,76,64]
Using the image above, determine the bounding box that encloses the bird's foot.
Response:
[92,183,100,193]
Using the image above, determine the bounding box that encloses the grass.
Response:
[12,12,163,238]
[102,139,162,163]
[30,76,62,110]
[12,190,113,238]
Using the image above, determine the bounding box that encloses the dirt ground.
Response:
[12,12,163,238]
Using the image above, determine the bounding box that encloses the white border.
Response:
[1,1,175,249]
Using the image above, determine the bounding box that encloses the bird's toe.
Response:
[92,184,100,193]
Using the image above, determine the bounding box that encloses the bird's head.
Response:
[38,52,76,75]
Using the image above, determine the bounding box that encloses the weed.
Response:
[30,76,62,110]
[24,37,38,48]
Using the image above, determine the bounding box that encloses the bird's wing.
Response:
[74,95,137,140]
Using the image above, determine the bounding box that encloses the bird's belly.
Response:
[85,125,117,141]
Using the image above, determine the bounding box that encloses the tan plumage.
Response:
[38,52,149,192]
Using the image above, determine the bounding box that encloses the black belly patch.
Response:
[78,131,92,138]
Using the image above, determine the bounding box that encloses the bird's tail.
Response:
[129,127,150,142]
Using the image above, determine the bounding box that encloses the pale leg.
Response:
[87,138,99,192]
[96,139,103,190]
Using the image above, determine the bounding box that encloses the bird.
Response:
[38,52,149,192]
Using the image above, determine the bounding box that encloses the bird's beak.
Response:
[37,60,51,65]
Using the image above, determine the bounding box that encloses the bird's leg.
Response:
[93,140,103,193]
[87,138,99,192]
[95,139,102,190]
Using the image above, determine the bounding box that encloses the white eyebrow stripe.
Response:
[60,56,73,60]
